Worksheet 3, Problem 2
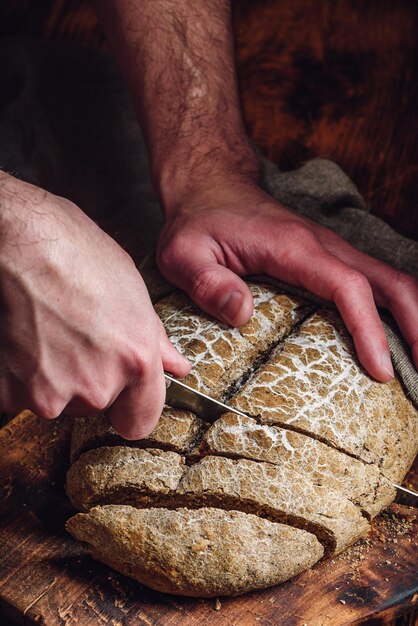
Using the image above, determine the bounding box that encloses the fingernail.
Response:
[219,290,244,325]
[380,352,394,379]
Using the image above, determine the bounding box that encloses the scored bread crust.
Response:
[231,309,418,483]
[66,506,324,597]
[65,282,418,597]
[201,413,396,519]
[154,284,310,398]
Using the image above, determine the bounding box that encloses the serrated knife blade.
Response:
[164,373,418,503]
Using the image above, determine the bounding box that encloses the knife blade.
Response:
[164,373,249,423]
[164,373,418,502]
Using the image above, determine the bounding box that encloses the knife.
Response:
[164,373,249,423]
[164,373,418,503]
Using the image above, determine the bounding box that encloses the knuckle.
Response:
[189,266,219,302]
[28,379,65,419]
[268,220,318,265]
[340,270,369,292]
[282,220,315,243]
[158,237,187,272]
[127,344,158,378]
[391,271,417,296]
[83,386,112,412]
[31,395,64,419]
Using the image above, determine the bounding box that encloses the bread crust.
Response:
[66,505,324,597]
[231,310,418,482]
[154,284,309,398]
[201,413,396,518]
[70,406,204,462]
[66,447,369,554]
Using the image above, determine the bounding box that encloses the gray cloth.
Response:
[0,38,416,406]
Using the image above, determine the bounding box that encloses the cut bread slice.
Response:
[66,447,369,555]
[176,456,369,555]
[201,413,396,519]
[70,406,204,462]
[66,447,187,511]
[66,505,324,597]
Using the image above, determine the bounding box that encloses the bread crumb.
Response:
[192,539,208,552]
[214,598,222,611]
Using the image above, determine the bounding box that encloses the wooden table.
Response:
[0,410,417,626]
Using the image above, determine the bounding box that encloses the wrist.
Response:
[152,137,261,216]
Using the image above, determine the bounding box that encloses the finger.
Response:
[331,270,394,381]
[106,361,166,441]
[156,316,191,377]
[383,274,418,368]
[266,240,393,381]
[160,244,253,326]
[189,263,254,326]
[315,229,418,367]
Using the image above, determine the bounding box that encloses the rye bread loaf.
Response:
[66,446,369,554]
[65,281,418,597]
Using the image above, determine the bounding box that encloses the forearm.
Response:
[95,0,259,211]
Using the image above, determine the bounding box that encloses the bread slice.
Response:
[176,455,369,555]
[155,283,309,398]
[66,447,369,554]
[66,505,324,597]
[70,405,204,462]
[201,413,395,518]
[66,447,187,511]
[230,310,418,482]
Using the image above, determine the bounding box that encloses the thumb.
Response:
[180,262,253,326]
[107,372,165,441]
[107,326,167,439]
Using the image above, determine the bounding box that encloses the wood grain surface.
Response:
[0,0,417,239]
[0,410,417,626]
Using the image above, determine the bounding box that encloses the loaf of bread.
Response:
[201,413,395,519]
[66,446,369,554]
[65,281,418,597]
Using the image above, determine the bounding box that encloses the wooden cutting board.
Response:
[0,410,417,626]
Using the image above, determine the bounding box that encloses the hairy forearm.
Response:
[95,0,259,210]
